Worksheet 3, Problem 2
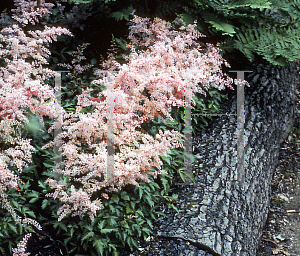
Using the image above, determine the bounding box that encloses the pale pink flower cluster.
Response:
[11,0,54,26]
[0,0,71,206]
[58,43,93,79]
[43,16,236,222]
[12,233,32,256]
[1,136,34,176]
[46,184,103,222]
[0,23,72,124]
[234,78,250,87]
[0,117,37,228]
[0,0,72,240]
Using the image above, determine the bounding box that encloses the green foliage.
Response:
[183,0,273,36]
[271,197,285,207]
[109,6,135,21]
[48,42,100,114]
[191,87,229,133]
[223,24,300,66]
[39,173,179,255]
[181,0,300,66]
[77,0,300,66]
[0,181,40,255]
[202,12,237,37]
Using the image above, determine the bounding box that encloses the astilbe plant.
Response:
[0,0,72,253]
[11,233,32,256]
[42,15,237,223]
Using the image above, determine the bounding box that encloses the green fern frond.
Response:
[228,0,272,11]
[201,11,236,36]
[269,0,300,22]
[229,25,300,65]
[109,6,135,21]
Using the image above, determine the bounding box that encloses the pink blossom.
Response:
[0,0,72,233]
[12,233,32,256]
[11,0,54,26]
[42,16,240,222]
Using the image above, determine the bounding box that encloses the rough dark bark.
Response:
[148,61,297,256]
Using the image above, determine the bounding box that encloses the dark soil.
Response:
[256,124,300,256]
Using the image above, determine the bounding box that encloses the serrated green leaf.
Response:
[130,201,135,210]
[156,211,167,217]
[122,231,127,242]
[98,220,105,230]
[126,203,133,214]
[170,203,179,213]
[43,162,54,168]
[159,155,171,165]
[93,239,104,255]
[115,37,129,51]
[184,171,196,183]
[100,228,117,234]
[110,194,119,204]
[171,194,179,200]
[121,220,129,229]
[110,218,117,226]
[209,20,236,36]
[145,218,153,229]
[178,169,185,182]
[7,223,17,234]
[29,197,39,203]
[109,6,135,21]
[70,227,75,237]
[11,200,19,208]
[121,192,130,201]
[135,210,144,217]
[131,237,139,249]
[23,164,38,172]
[109,204,116,213]
[144,195,154,208]
[229,0,271,10]
[38,180,46,189]
[141,227,150,234]
[202,12,236,36]
[151,182,160,190]
[58,222,67,232]
[174,158,184,164]
[81,231,94,242]
[25,211,36,218]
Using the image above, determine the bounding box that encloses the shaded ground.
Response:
[257,127,300,256]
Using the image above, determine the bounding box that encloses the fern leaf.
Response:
[229,0,272,10]
[109,6,135,21]
[202,12,236,36]
[233,24,300,65]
